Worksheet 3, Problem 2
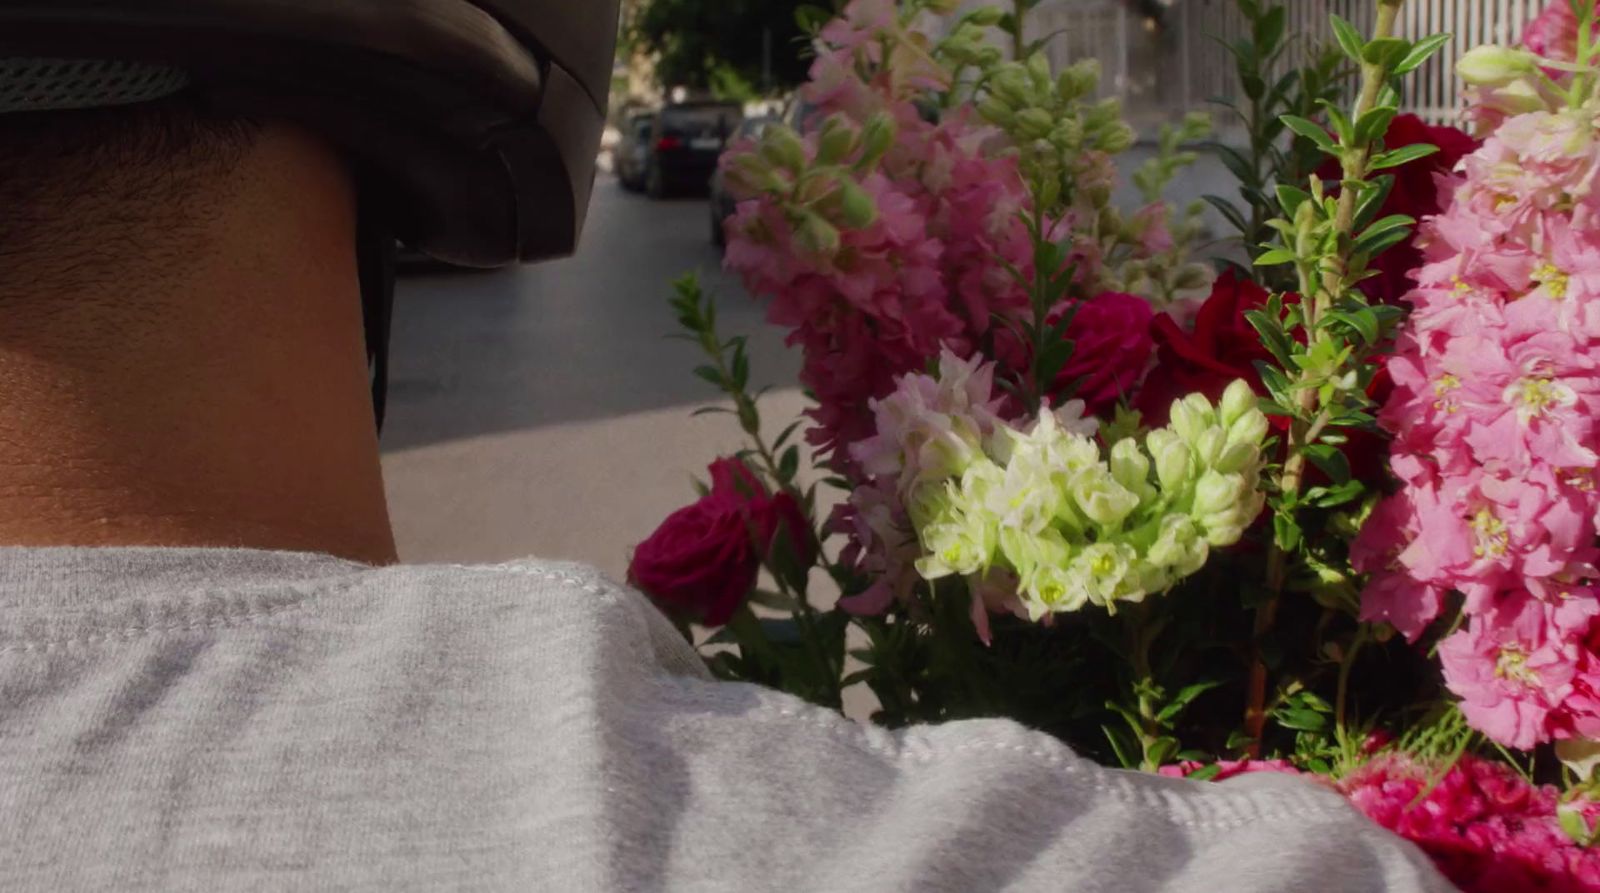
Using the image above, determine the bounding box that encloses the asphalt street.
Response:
[380,178,808,580]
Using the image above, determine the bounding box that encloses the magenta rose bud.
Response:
[1049,291,1155,417]
[629,457,816,627]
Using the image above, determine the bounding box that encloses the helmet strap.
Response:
[356,183,397,435]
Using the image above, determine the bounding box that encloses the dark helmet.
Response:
[0,1,624,426]
[0,0,622,267]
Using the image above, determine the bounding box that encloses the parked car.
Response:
[708,116,779,250]
[614,112,655,192]
[642,101,742,199]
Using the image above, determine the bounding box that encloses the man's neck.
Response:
[0,124,397,565]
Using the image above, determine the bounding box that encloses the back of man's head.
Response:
[0,97,266,301]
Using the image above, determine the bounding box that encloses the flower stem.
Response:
[1245,0,1407,757]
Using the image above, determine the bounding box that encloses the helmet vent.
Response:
[0,59,189,114]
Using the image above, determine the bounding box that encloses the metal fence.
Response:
[1008,0,1550,128]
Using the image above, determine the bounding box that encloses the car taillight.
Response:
[655,136,683,151]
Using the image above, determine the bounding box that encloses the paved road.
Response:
[380,178,808,578]
[383,180,801,453]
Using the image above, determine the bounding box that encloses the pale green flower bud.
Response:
[999,526,1071,578]
[1069,466,1140,527]
[1457,45,1539,87]
[1193,426,1227,468]
[1108,438,1153,500]
[1213,442,1260,476]
[976,46,1004,67]
[1015,108,1055,140]
[1168,393,1216,444]
[959,458,1007,507]
[830,178,878,229]
[1026,53,1053,91]
[1100,122,1136,154]
[1227,408,1270,452]
[759,126,807,174]
[1059,59,1100,99]
[966,6,1006,26]
[1148,429,1191,493]
[991,66,1032,108]
[857,113,897,169]
[796,211,841,256]
[1148,515,1208,578]
[925,0,961,13]
[1193,469,1245,517]
[1219,379,1258,428]
[978,96,1017,128]
[816,115,859,166]
[1085,97,1123,132]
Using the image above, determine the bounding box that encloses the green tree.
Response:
[630,0,822,95]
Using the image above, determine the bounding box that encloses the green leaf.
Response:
[1244,309,1295,368]
[1103,725,1139,770]
[1255,6,1287,54]
[691,406,735,417]
[1328,307,1381,346]
[693,365,726,389]
[1275,184,1312,217]
[1189,764,1224,782]
[1352,175,1396,230]
[1312,480,1366,508]
[779,445,800,482]
[1355,224,1414,258]
[1354,106,1398,147]
[1304,443,1352,485]
[1396,33,1452,74]
[1329,15,1365,62]
[1363,37,1411,69]
[1147,737,1181,768]
[1157,680,1224,724]
[1276,707,1329,732]
[1280,115,1336,152]
[1274,513,1302,552]
[1254,247,1297,267]
[1371,143,1441,171]
[773,420,805,451]
[1203,194,1249,235]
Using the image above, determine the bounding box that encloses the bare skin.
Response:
[0,123,397,565]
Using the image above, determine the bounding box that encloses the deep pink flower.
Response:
[1342,753,1600,893]
[1049,292,1155,417]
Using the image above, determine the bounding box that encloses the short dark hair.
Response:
[0,93,260,295]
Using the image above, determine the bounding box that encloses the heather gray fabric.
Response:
[0,548,1455,892]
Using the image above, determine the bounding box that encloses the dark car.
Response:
[643,101,742,198]
[614,111,655,192]
[708,116,778,250]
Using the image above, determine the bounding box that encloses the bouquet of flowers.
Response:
[628,0,1600,888]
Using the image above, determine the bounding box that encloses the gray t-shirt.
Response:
[0,548,1454,891]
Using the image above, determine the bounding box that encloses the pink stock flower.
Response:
[1361,13,1600,749]
[1525,0,1599,62]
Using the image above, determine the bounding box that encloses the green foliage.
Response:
[1240,6,1453,759]
[1203,0,1348,291]
[630,0,819,93]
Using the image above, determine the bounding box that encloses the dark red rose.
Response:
[1134,269,1278,424]
[1317,114,1479,304]
[628,457,816,627]
[1049,291,1156,416]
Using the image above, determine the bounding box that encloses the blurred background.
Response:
[380,0,1547,582]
